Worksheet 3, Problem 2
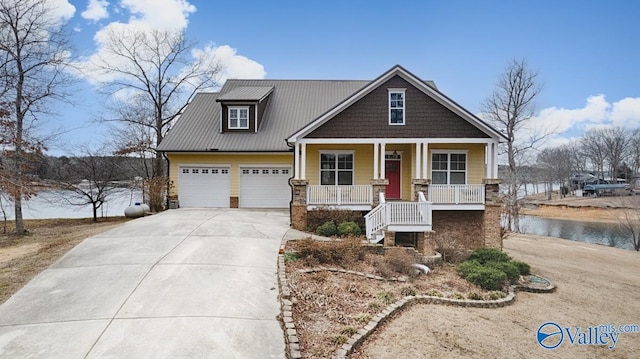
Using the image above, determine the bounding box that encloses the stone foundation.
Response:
[291,204,307,231]
[290,179,309,230]
[383,230,395,247]
[482,178,503,249]
[483,204,502,249]
[230,196,239,208]
[432,211,485,250]
[416,231,436,255]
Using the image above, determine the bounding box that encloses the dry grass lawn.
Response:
[350,234,640,359]
[0,217,129,304]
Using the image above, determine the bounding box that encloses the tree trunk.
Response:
[14,200,24,234]
[92,204,98,222]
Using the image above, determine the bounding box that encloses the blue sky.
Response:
[49,0,640,154]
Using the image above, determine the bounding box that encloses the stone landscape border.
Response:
[276,239,555,359]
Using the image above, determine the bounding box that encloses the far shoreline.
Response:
[521,193,640,224]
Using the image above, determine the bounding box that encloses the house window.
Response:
[320,152,353,185]
[431,151,467,184]
[228,106,249,129]
[388,89,405,125]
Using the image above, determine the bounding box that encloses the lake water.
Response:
[519,215,634,250]
[0,188,143,220]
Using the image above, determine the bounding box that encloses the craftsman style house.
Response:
[157,65,506,250]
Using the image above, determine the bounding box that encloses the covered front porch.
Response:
[293,138,499,210]
[289,138,501,242]
[305,183,487,210]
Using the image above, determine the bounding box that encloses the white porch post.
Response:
[485,142,491,178]
[294,142,300,179]
[492,142,498,178]
[300,142,307,180]
[415,142,422,179]
[380,142,386,179]
[373,142,379,179]
[422,141,429,179]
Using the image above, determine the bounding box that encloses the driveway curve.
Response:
[0,209,289,359]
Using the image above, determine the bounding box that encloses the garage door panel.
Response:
[240,167,291,208]
[179,167,230,207]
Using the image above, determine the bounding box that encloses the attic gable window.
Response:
[228,106,249,129]
[388,88,405,125]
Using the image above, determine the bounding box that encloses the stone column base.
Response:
[411,179,430,201]
[416,231,436,255]
[291,204,307,230]
[483,204,502,249]
[371,178,389,207]
[384,230,395,247]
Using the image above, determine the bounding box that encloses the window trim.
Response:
[228,106,250,129]
[319,150,355,186]
[430,150,468,185]
[388,88,406,125]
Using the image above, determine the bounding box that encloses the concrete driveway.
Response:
[0,208,290,358]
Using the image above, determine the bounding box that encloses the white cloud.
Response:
[73,0,265,101]
[529,95,640,150]
[530,95,611,134]
[81,0,109,22]
[26,0,75,25]
[609,97,640,128]
[119,0,196,30]
[194,44,266,82]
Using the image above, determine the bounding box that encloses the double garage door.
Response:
[178,166,291,208]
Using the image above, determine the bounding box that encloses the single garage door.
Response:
[240,167,291,208]
[179,166,230,207]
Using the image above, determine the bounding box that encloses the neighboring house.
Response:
[158,65,507,252]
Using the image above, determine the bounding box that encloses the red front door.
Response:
[385,160,401,199]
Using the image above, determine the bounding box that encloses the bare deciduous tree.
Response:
[580,129,608,183]
[617,197,640,251]
[536,145,574,199]
[92,28,222,211]
[50,147,124,222]
[0,0,72,234]
[482,59,545,232]
[629,129,640,181]
[601,127,631,183]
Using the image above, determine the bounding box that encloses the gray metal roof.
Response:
[216,86,274,102]
[158,79,369,152]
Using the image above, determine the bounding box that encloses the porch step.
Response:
[369,231,384,244]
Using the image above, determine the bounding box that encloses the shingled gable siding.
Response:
[305,75,490,139]
[221,103,257,132]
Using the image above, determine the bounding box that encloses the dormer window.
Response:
[388,88,405,125]
[228,106,249,129]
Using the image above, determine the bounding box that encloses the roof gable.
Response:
[287,65,506,143]
[158,80,367,152]
[305,75,490,139]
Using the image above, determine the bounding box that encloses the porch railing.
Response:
[365,191,432,240]
[307,185,373,206]
[428,184,485,204]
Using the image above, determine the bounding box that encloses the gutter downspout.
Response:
[286,139,295,227]
[163,152,171,209]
